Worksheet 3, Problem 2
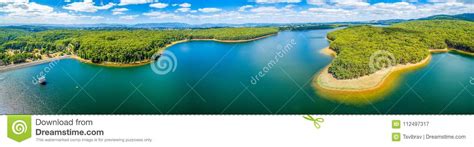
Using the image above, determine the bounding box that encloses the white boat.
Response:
[38,76,46,85]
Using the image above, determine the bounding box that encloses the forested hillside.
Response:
[418,13,474,22]
[0,27,278,65]
[326,20,474,79]
[392,20,474,52]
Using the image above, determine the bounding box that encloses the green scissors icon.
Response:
[303,115,324,129]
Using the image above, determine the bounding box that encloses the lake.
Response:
[0,29,473,114]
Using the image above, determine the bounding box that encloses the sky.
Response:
[0,0,472,24]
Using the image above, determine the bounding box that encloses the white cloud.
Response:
[179,3,191,8]
[63,2,115,13]
[0,2,53,14]
[0,2,82,24]
[172,3,191,12]
[238,5,253,12]
[0,0,29,3]
[112,8,128,15]
[335,1,369,8]
[122,1,474,24]
[250,6,281,13]
[306,0,326,5]
[298,1,472,23]
[329,0,366,3]
[119,15,138,20]
[2,0,474,24]
[307,7,351,14]
[255,0,302,3]
[150,2,168,8]
[176,7,191,12]
[371,2,416,11]
[307,0,370,7]
[198,8,222,13]
[118,0,154,6]
[427,0,457,3]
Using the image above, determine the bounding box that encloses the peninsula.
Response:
[314,20,474,104]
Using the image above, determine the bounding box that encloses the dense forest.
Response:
[326,20,474,79]
[0,27,278,65]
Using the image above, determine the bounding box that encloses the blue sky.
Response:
[0,0,472,24]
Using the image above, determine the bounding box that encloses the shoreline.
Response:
[0,33,277,70]
[319,46,337,57]
[315,53,431,92]
[71,33,277,67]
[430,48,474,56]
[190,33,276,43]
[448,48,474,56]
[0,55,70,73]
[429,48,449,53]
[69,55,151,68]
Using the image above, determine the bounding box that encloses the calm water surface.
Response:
[0,29,473,114]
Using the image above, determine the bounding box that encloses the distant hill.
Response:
[133,23,192,29]
[367,19,406,25]
[419,13,474,21]
[369,13,473,25]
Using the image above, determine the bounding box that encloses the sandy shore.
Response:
[70,55,151,68]
[0,55,70,72]
[449,49,474,56]
[430,48,474,56]
[312,47,433,104]
[319,46,337,57]
[429,48,449,53]
[315,54,431,92]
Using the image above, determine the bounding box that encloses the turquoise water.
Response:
[0,29,473,114]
